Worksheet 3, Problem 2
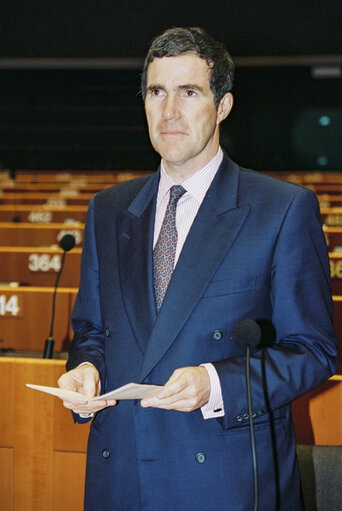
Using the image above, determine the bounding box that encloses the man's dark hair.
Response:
[141,27,235,107]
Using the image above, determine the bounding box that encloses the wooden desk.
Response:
[0,246,82,287]
[0,204,88,223]
[292,375,342,445]
[317,195,342,208]
[0,193,93,206]
[0,358,340,511]
[11,170,148,184]
[0,183,111,194]
[13,170,117,183]
[329,253,342,295]
[321,207,342,227]
[0,285,77,352]
[0,221,84,246]
[323,226,342,252]
[332,296,342,374]
[266,171,342,186]
[309,184,342,194]
[0,357,89,511]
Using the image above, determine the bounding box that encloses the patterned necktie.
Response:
[153,185,186,311]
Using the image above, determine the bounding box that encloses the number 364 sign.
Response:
[28,254,61,273]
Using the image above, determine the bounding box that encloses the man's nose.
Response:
[162,94,180,120]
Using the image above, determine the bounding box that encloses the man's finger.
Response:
[83,375,97,399]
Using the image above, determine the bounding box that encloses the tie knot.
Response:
[169,185,186,204]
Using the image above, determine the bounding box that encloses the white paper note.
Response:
[26,382,161,402]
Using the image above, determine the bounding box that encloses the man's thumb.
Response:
[83,370,96,399]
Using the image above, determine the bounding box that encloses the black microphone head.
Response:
[233,319,262,349]
[59,234,75,252]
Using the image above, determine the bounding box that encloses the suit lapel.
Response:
[117,173,159,353]
[139,155,250,382]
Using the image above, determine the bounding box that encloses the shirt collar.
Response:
[157,147,223,206]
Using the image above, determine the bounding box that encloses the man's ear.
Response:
[217,93,234,124]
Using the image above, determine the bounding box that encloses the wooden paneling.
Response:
[310,184,342,195]
[266,172,342,186]
[0,358,89,511]
[330,253,342,295]
[0,247,81,287]
[0,448,14,511]
[0,183,109,194]
[292,376,342,445]
[0,193,93,206]
[8,170,145,184]
[0,356,340,511]
[0,222,84,247]
[318,195,342,208]
[332,296,342,374]
[53,452,86,511]
[0,205,87,223]
[14,359,55,511]
[53,364,90,453]
[323,226,342,252]
[0,286,77,352]
[0,360,15,447]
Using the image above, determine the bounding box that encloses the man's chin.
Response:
[158,147,192,166]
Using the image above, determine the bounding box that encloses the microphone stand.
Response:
[246,344,258,511]
[42,250,66,359]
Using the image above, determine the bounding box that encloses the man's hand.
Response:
[58,363,116,414]
[140,366,210,412]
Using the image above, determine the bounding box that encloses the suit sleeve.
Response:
[213,187,338,430]
[66,195,106,385]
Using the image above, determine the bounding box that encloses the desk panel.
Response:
[0,222,84,247]
[0,247,82,287]
[0,286,77,352]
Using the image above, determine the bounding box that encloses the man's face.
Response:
[144,54,232,179]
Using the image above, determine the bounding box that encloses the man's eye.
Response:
[150,88,163,96]
[185,89,197,97]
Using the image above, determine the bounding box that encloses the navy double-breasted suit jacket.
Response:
[67,153,337,510]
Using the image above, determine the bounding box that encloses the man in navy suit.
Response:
[58,27,337,510]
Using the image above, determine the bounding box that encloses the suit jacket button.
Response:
[105,328,110,337]
[196,453,207,464]
[102,449,110,459]
[212,330,223,341]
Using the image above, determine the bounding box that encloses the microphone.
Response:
[43,234,76,359]
[233,318,276,349]
[9,168,21,222]
[233,319,262,349]
[59,233,76,252]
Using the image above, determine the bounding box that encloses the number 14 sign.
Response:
[0,295,21,317]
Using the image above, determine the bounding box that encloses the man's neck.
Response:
[162,146,221,184]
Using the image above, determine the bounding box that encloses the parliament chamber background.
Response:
[0,1,341,510]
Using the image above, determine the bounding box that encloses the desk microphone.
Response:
[233,319,262,511]
[9,168,20,222]
[43,234,75,359]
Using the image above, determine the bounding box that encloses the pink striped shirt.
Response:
[154,148,225,419]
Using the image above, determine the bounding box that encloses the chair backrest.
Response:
[297,444,342,511]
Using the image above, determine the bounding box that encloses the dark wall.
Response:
[1,0,342,58]
[0,65,341,171]
[0,1,341,171]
